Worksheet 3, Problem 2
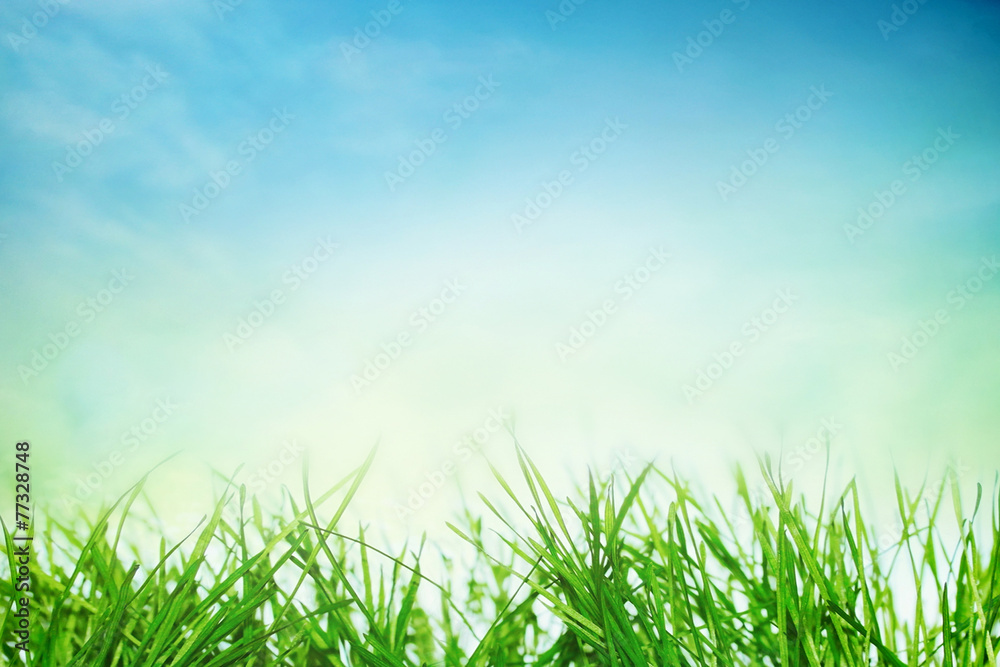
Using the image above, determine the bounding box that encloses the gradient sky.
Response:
[1,0,998,538]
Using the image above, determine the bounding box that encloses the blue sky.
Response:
[1,0,998,533]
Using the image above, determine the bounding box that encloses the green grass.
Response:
[2,444,998,666]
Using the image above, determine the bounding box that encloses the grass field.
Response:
[2,445,998,666]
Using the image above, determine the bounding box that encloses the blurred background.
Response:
[1,0,997,544]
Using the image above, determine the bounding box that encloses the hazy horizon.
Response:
[1,0,998,541]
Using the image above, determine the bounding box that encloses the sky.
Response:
[1,0,998,541]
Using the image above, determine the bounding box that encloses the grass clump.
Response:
[1,445,998,666]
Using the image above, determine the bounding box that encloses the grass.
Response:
[1,443,998,666]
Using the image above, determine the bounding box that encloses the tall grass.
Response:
[2,445,997,666]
